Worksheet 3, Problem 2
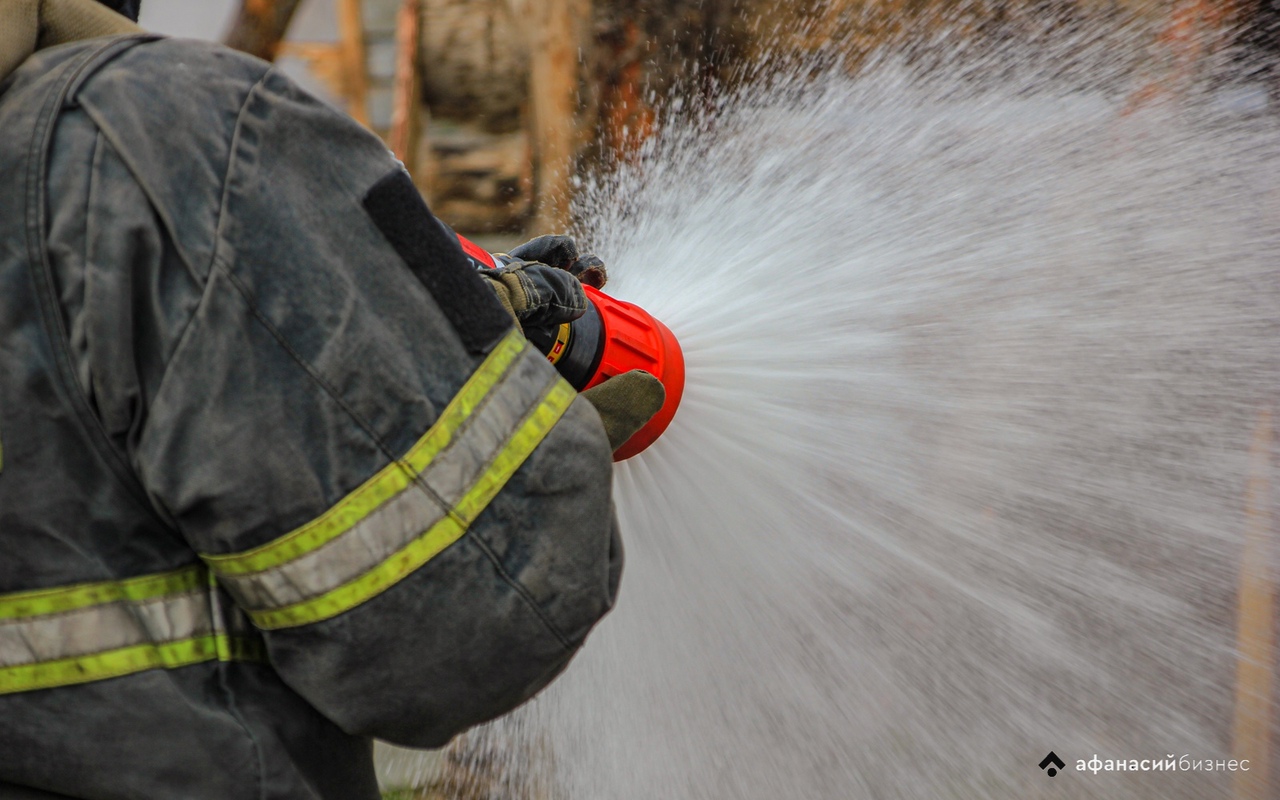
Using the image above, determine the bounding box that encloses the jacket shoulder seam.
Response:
[98,68,273,425]
[210,69,274,282]
[74,56,271,293]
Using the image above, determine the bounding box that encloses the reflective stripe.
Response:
[0,635,258,695]
[205,331,576,630]
[0,566,204,621]
[249,380,576,630]
[202,329,528,578]
[0,588,208,668]
[217,347,554,613]
[0,568,263,695]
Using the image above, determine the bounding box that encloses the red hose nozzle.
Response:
[581,285,685,461]
[455,233,684,460]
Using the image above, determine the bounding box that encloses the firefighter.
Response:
[0,0,663,796]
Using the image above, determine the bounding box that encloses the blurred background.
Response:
[138,0,1280,244]
[141,0,747,244]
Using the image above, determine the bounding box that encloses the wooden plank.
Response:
[601,19,654,161]
[224,0,306,62]
[526,0,587,233]
[277,41,347,95]
[1233,407,1275,800]
[389,0,424,171]
[338,0,371,126]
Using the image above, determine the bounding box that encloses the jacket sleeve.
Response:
[90,54,620,747]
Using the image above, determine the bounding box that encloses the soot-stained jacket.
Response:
[0,35,621,799]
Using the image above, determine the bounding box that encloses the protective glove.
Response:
[507,234,608,289]
[580,370,666,452]
[483,236,661,453]
[479,256,588,333]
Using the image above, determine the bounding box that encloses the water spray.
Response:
[457,234,686,460]
[378,18,1280,800]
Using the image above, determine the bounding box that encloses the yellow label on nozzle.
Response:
[546,323,572,366]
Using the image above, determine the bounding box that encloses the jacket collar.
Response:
[0,0,139,83]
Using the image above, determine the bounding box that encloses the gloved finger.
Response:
[506,234,608,288]
[579,370,666,452]
[568,254,607,289]
[481,259,587,332]
[510,262,587,329]
[508,234,579,270]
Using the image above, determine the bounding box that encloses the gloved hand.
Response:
[507,234,608,289]
[482,235,663,453]
[480,257,587,333]
[580,370,666,452]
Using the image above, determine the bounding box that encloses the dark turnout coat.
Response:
[0,35,620,799]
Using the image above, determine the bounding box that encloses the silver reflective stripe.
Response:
[216,343,556,613]
[0,568,264,695]
[0,589,212,667]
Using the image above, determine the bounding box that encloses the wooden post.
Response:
[388,0,424,171]
[1122,0,1239,114]
[337,0,370,127]
[275,0,371,128]
[224,0,306,62]
[1233,408,1275,800]
[526,0,587,233]
[601,19,655,162]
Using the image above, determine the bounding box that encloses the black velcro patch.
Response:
[363,169,511,353]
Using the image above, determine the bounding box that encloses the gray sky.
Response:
[137,0,236,40]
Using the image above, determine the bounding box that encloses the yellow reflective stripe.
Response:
[0,636,217,695]
[202,329,528,578]
[250,379,577,630]
[453,381,576,522]
[0,634,263,696]
[0,565,204,621]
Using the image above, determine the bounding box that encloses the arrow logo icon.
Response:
[1039,751,1066,777]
